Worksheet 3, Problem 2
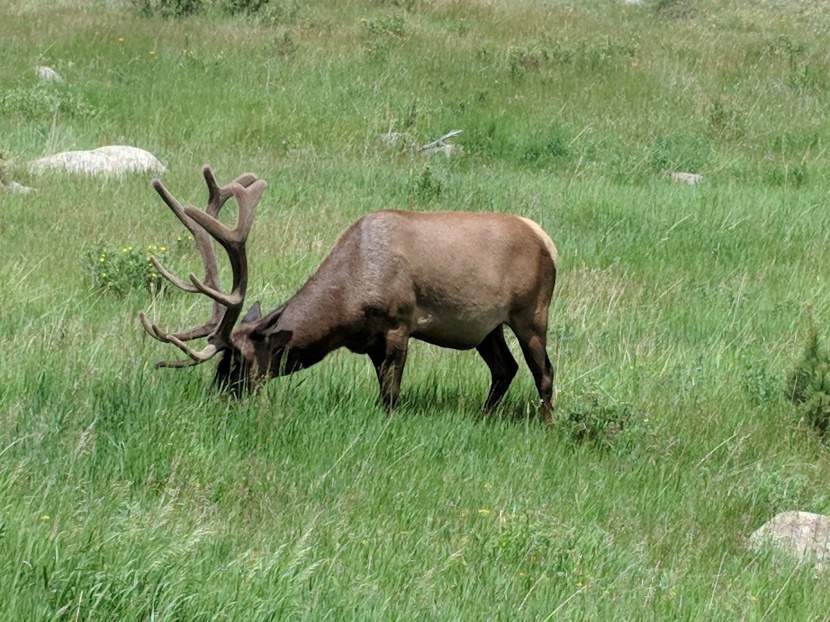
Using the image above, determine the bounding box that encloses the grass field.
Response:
[2,0,830,619]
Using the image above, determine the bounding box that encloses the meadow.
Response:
[2,0,830,619]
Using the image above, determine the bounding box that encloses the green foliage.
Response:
[557,390,636,450]
[707,97,745,141]
[507,36,639,77]
[741,359,781,407]
[0,84,95,121]
[361,13,406,38]
[221,0,269,16]
[84,236,193,296]
[787,323,830,437]
[256,2,300,24]
[272,30,298,57]
[763,162,808,188]
[521,130,570,169]
[655,0,698,20]
[411,164,443,202]
[649,134,710,173]
[0,151,9,185]
[133,0,204,18]
[86,244,168,295]
[133,0,298,18]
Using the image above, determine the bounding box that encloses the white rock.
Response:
[425,143,463,158]
[671,172,703,185]
[30,146,166,176]
[2,181,37,193]
[380,131,402,147]
[749,511,830,572]
[35,65,64,83]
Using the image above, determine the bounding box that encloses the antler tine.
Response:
[149,256,198,293]
[140,166,266,370]
[203,165,258,217]
[185,179,266,247]
[157,335,218,368]
[151,177,223,297]
[179,180,266,318]
[139,312,221,368]
[139,307,218,343]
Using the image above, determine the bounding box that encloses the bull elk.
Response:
[139,166,558,420]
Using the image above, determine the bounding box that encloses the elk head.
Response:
[139,165,269,395]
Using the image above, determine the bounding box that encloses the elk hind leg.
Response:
[476,325,519,414]
[511,318,554,424]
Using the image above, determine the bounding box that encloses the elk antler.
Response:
[139,165,267,369]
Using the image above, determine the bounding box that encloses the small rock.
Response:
[425,143,463,158]
[35,65,64,83]
[380,131,402,148]
[749,511,830,572]
[2,181,38,193]
[671,172,703,185]
[30,146,166,176]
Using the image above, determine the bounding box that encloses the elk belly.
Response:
[410,306,506,349]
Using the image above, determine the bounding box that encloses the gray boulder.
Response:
[35,65,64,83]
[749,511,830,572]
[30,146,165,176]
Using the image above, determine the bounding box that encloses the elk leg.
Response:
[368,326,409,410]
[476,325,519,413]
[512,322,554,424]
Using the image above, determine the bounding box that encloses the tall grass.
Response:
[2,0,830,619]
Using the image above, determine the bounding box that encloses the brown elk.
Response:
[139,166,558,420]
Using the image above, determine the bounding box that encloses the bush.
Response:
[411,165,444,202]
[85,235,193,296]
[557,390,635,450]
[221,0,270,16]
[133,0,204,18]
[787,321,830,437]
[362,14,406,38]
[0,84,95,121]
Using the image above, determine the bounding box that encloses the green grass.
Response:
[3,0,830,619]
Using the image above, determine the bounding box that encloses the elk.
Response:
[140,166,558,421]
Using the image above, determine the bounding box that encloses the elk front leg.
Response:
[368,326,409,411]
[476,325,519,414]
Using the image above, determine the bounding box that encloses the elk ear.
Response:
[249,305,285,342]
[241,301,262,324]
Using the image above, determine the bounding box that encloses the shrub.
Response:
[557,390,635,450]
[0,151,9,186]
[521,131,570,169]
[361,14,406,38]
[787,321,830,437]
[133,0,204,18]
[411,165,443,202]
[742,359,782,407]
[0,85,95,121]
[221,0,269,16]
[85,235,193,296]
